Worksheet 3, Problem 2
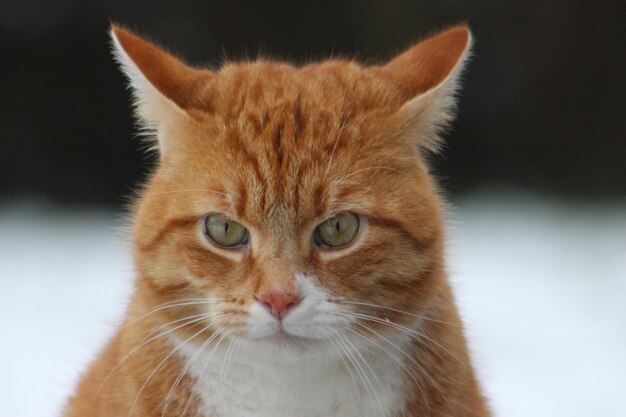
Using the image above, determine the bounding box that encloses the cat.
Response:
[63,23,489,417]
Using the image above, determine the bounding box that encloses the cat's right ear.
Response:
[110,24,214,153]
[379,26,472,153]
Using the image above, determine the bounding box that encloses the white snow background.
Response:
[1,191,625,417]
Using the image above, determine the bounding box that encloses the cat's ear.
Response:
[110,24,213,153]
[380,25,472,152]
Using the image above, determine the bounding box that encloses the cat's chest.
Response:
[176,341,407,417]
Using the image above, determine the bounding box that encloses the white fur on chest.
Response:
[176,338,407,417]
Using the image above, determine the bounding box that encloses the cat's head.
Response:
[111,25,471,355]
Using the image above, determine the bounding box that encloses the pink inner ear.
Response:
[111,24,213,110]
[382,26,470,99]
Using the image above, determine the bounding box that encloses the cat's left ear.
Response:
[110,24,214,153]
[380,25,472,152]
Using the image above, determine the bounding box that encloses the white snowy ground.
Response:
[1,192,625,417]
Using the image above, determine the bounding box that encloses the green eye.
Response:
[315,212,360,248]
[204,215,249,247]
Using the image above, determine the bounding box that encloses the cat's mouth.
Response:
[253,324,323,347]
[259,329,300,345]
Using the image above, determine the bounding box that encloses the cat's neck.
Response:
[173,334,410,417]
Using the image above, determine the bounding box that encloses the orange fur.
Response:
[64,24,489,417]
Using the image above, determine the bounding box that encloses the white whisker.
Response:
[325,166,400,204]
[162,323,230,417]
[342,333,386,414]
[334,298,450,325]
[124,299,220,328]
[337,166,400,182]
[352,320,444,404]
[344,311,470,372]
[179,328,229,417]
[127,323,213,417]
[96,313,214,398]
[335,333,385,416]
[218,334,237,403]
[323,117,349,181]
[348,324,431,417]
[327,333,362,402]
[150,189,229,197]
[333,333,372,408]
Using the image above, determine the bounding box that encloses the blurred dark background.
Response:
[1,0,624,207]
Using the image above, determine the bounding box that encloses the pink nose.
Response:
[256,291,301,319]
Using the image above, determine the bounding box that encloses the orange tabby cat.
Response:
[64,24,489,417]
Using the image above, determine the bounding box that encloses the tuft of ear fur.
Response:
[110,24,213,153]
[380,25,472,152]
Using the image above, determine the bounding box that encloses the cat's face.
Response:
[112,25,470,354]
